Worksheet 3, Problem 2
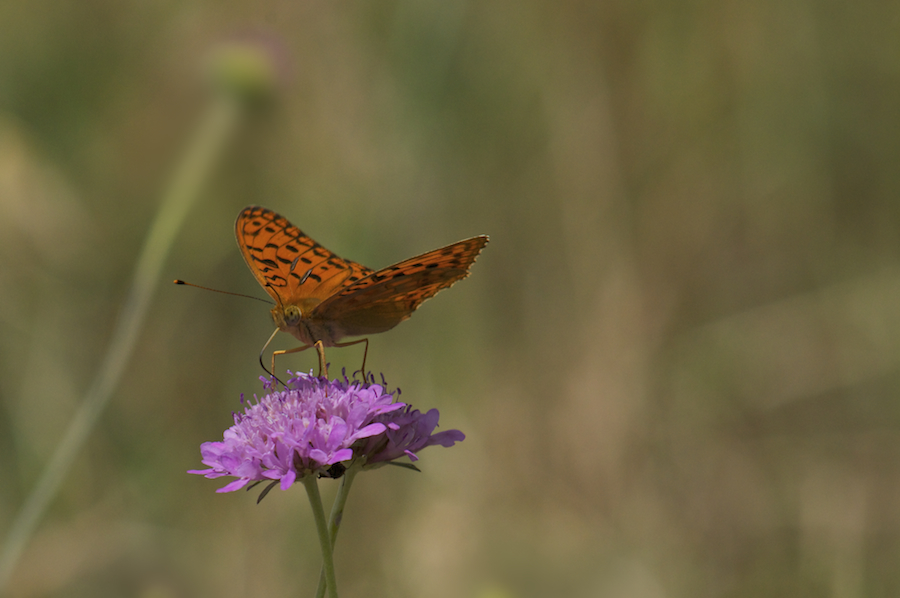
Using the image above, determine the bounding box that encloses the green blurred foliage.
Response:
[2,1,900,596]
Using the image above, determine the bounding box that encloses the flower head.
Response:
[189,372,404,492]
[207,33,289,104]
[359,405,466,467]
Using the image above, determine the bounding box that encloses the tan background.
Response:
[2,1,900,597]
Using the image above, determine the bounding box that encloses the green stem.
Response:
[303,475,339,598]
[315,465,360,598]
[0,92,242,591]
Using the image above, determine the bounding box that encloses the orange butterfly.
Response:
[235,206,488,380]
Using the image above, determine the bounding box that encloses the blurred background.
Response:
[2,1,900,596]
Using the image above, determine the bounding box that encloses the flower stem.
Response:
[0,91,242,591]
[315,465,360,598]
[303,475,339,598]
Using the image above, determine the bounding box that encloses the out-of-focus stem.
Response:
[0,91,242,592]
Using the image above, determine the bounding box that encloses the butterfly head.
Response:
[271,303,307,344]
[272,303,302,329]
[270,298,325,345]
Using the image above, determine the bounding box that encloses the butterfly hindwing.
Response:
[235,206,374,305]
[314,236,489,336]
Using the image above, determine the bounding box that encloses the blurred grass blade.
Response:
[0,91,242,591]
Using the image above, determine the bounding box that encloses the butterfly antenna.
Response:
[174,280,273,304]
[259,328,284,386]
[265,281,289,308]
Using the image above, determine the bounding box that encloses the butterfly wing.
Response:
[312,235,489,337]
[235,206,375,307]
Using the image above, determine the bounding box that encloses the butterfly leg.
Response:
[332,338,369,382]
[313,340,328,379]
[272,343,313,378]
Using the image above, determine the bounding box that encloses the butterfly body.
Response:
[236,206,488,362]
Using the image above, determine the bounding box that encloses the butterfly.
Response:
[235,206,488,380]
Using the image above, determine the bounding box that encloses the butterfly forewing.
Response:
[235,206,374,305]
[315,236,489,336]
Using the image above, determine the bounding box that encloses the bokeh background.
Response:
[2,1,900,597]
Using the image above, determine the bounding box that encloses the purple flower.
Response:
[189,373,405,492]
[358,405,466,466]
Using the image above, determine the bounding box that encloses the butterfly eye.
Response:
[283,304,301,325]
